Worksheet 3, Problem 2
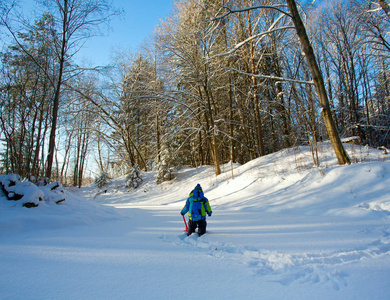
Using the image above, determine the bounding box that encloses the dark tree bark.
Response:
[45,0,68,179]
[245,3,265,157]
[286,0,350,165]
[378,0,390,19]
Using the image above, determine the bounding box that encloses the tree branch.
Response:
[209,23,293,60]
[212,5,292,21]
[228,68,314,85]
[209,12,292,59]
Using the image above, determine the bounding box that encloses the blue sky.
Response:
[15,0,173,66]
[78,0,316,66]
[78,1,174,66]
[16,0,317,66]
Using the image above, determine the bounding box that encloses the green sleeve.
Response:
[205,200,211,213]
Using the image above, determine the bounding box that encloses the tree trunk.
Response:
[378,0,390,19]
[202,82,221,176]
[222,18,236,164]
[362,63,374,146]
[246,5,265,157]
[229,79,235,163]
[198,131,204,166]
[96,129,105,173]
[46,0,69,180]
[286,0,350,165]
[156,110,161,164]
[60,131,72,183]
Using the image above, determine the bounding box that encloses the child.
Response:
[181,184,212,236]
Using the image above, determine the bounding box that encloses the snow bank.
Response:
[91,143,390,221]
[1,142,390,300]
[0,188,121,235]
[0,175,67,208]
[0,174,44,207]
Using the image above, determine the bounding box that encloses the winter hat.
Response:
[195,184,202,190]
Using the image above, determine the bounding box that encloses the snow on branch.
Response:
[228,68,314,86]
[209,14,293,60]
[212,5,292,21]
[210,27,294,59]
[367,7,382,13]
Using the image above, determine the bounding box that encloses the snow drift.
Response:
[1,142,390,299]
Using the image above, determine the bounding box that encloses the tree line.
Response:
[0,0,389,186]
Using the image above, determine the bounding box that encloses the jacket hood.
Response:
[192,184,203,199]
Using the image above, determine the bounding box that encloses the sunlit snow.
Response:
[1,141,390,299]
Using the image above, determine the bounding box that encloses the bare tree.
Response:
[0,13,56,178]
[44,0,118,180]
[157,0,224,175]
[286,0,350,164]
[211,0,350,165]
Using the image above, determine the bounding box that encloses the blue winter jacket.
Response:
[181,184,212,221]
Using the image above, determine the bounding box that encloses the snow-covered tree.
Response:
[95,172,110,189]
[125,165,143,189]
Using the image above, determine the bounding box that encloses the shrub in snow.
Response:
[40,181,66,204]
[0,174,44,208]
[156,167,175,184]
[125,165,143,189]
[0,175,66,207]
[95,172,110,189]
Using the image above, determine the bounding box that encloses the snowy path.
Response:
[2,145,390,299]
[1,201,390,299]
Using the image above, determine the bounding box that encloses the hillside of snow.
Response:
[1,141,390,299]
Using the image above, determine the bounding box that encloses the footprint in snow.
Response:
[160,230,390,291]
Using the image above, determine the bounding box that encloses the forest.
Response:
[0,0,389,187]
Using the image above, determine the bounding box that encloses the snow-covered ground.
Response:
[1,141,390,299]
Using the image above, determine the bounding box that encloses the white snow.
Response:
[1,142,390,299]
[0,175,45,206]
